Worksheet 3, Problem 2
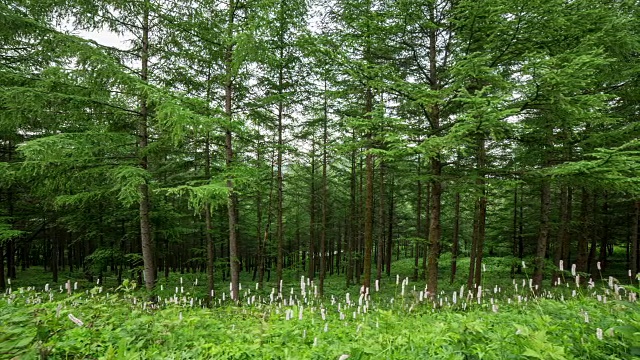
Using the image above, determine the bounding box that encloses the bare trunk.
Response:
[308,140,316,280]
[576,188,590,273]
[376,164,385,281]
[473,138,487,287]
[386,177,394,276]
[319,79,328,296]
[414,158,422,281]
[139,3,155,292]
[346,133,356,286]
[276,46,285,285]
[425,4,441,294]
[554,186,572,270]
[451,192,460,284]
[225,0,239,301]
[362,86,374,291]
[427,157,441,295]
[632,200,639,275]
[533,180,551,290]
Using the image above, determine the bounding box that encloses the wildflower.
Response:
[571,264,576,277]
[68,314,84,327]
[338,355,350,360]
[596,328,603,340]
[522,261,526,269]
[559,260,564,272]
[597,262,601,271]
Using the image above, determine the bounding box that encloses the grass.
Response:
[1,255,639,359]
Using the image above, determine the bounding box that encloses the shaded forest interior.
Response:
[1,0,639,299]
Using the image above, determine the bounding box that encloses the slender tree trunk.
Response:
[598,192,609,269]
[414,158,422,281]
[587,194,599,274]
[224,0,240,301]
[205,133,215,305]
[576,188,590,273]
[533,180,551,290]
[451,192,460,284]
[386,176,394,277]
[421,185,430,280]
[52,229,58,283]
[319,79,328,296]
[346,134,357,286]
[308,139,316,280]
[376,163,385,281]
[473,138,487,287]
[631,200,639,275]
[276,47,285,286]
[0,245,4,289]
[554,186,572,269]
[362,86,374,291]
[426,5,442,295]
[139,2,156,292]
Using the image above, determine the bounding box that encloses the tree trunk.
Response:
[386,176,394,277]
[204,133,215,305]
[319,79,328,296]
[376,163,385,281]
[576,188,590,273]
[224,0,240,301]
[473,138,487,287]
[427,156,442,295]
[414,157,422,281]
[425,5,442,295]
[276,47,285,286]
[139,2,156,293]
[0,245,4,289]
[451,192,460,284]
[362,86,374,291]
[554,186,572,270]
[308,139,316,281]
[346,134,357,286]
[533,180,551,290]
[598,192,609,270]
[631,200,639,276]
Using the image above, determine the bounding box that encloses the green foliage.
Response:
[0,271,637,359]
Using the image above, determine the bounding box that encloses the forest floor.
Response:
[1,254,639,359]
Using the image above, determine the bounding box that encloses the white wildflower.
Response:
[68,313,84,327]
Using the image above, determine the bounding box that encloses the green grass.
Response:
[2,256,639,359]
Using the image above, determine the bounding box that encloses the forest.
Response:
[1,0,640,358]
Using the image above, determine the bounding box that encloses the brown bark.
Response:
[224,0,240,301]
[308,139,316,280]
[0,245,4,289]
[205,135,215,304]
[376,163,385,281]
[598,192,609,269]
[276,46,285,286]
[576,188,590,273]
[553,186,572,269]
[414,158,422,281]
[425,3,442,295]
[139,2,156,292]
[473,138,487,287]
[533,180,551,290]
[451,192,460,284]
[427,157,442,295]
[632,200,639,275]
[362,85,374,291]
[346,132,357,286]
[319,79,328,296]
[386,177,394,277]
